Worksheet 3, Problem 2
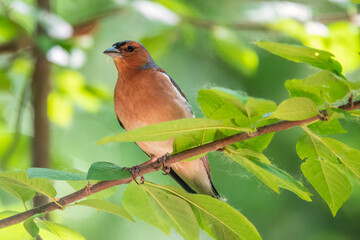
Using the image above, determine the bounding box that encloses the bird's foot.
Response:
[123,165,145,184]
[157,153,170,175]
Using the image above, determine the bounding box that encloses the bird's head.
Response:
[103,41,157,71]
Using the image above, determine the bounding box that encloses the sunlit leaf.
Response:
[0,211,31,240]
[87,162,131,180]
[273,97,318,120]
[0,179,35,204]
[172,130,214,161]
[245,97,277,118]
[321,138,360,180]
[229,149,311,201]
[307,119,346,135]
[74,199,134,222]
[0,172,56,198]
[302,71,350,103]
[150,183,262,240]
[98,118,244,144]
[38,221,85,240]
[301,158,351,216]
[299,129,360,180]
[285,79,324,105]
[123,183,198,239]
[197,89,247,120]
[255,41,344,78]
[296,133,337,163]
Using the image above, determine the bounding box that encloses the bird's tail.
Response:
[169,156,219,198]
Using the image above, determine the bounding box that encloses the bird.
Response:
[103,40,219,198]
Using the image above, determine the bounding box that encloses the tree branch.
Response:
[0,100,359,229]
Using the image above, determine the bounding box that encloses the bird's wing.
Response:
[158,68,194,116]
[201,155,219,197]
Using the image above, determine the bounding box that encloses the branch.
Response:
[0,100,359,228]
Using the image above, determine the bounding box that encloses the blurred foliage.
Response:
[0,0,360,239]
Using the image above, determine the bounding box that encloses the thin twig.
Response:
[0,100,359,229]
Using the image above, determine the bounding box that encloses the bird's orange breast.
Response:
[114,69,192,131]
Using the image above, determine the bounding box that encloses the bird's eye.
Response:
[127,45,135,52]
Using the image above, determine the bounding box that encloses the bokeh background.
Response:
[0,0,360,239]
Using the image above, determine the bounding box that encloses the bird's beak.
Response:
[103,46,121,58]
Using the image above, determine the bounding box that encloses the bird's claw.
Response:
[123,165,145,184]
[157,153,170,175]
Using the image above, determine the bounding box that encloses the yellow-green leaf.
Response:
[301,158,351,216]
[98,118,243,144]
[74,199,134,222]
[273,97,318,120]
[0,172,56,198]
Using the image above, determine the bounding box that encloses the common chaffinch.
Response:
[103,41,219,197]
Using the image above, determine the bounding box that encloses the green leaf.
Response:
[212,27,258,76]
[67,179,117,200]
[27,168,87,181]
[303,71,350,103]
[299,129,360,180]
[172,130,214,161]
[74,199,134,222]
[231,132,275,153]
[349,110,360,117]
[285,71,352,105]
[296,133,336,163]
[38,221,85,240]
[123,183,198,240]
[0,172,56,198]
[24,215,41,238]
[273,97,318,120]
[327,107,353,120]
[197,88,276,130]
[301,158,351,216]
[87,162,131,180]
[229,150,311,201]
[285,79,324,105]
[255,41,344,78]
[307,119,347,135]
[0,179,35,203]
[151,183,262,240]
[321,138,360,180]
[98,118,244,144]
[197,89,247,120]
[245,97,277,118]
[229,119,277,152]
